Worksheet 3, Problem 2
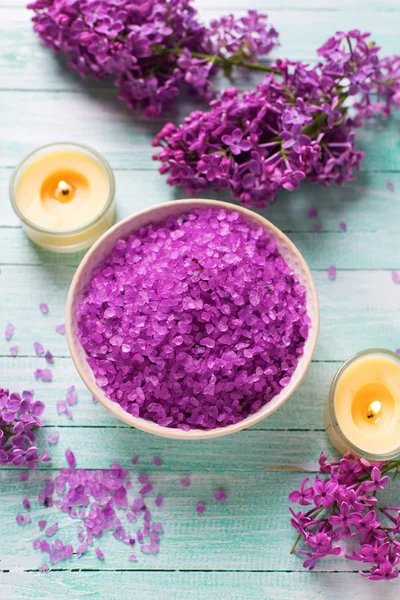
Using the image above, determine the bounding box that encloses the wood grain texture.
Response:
[1,0,400,597]
[1,469,400,573]
[1,572,398,600]
[1,90,400,171]
[1,169,399,230]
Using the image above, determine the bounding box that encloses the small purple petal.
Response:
[47,433,59,445]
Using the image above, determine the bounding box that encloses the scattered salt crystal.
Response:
[38,520,47,530]
[314,223,322,232]
[396,349,400,355]
[23,498,31,510]
[180,476,191,488]
[339,222,347,231]
[131,455,139,465]
[76,543,88,557]
[65,449,76,468]
[16,514,31,525]
[39,563,49,572]
[66,386,78,406]
[128,554,137,561]
[34,369,52,382]
[138,473,149,484]
[20,472,29,482]
[34,342,45,356]
[45,351,54,363]
[196,503,206,514]
[392,271,400,283]
[327,266,337,281]
[55,324,65,335]
[5,323,14,341]
[387,182,394,192]
[45,523,59,537]
[214,490,227,502]
[39,303,49,314]
[155,496,163,507]
[139,483,153,496]
[153,456,162,466]
[307,208,319,219]
[92,395,99,404]
[95,548,105,561]
[10,345,19,356]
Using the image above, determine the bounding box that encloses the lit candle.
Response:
[325,349,400,459]
[10,143,115,252]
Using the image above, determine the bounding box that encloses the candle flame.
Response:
[367,400,382,419]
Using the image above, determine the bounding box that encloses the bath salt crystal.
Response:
[196,503,206,514]
[39,303,49,314]
[307,208,319,219]
[55,324,65,335]
[180,476,191,488]
[10,345,19,356]
[5,323,14,341]
[214,490,227,502]
[327,266,337,281]
[76,208,309,431]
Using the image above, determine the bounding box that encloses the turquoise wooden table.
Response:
[1,1,400,598]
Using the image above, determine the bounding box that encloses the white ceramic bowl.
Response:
[66,199,319,439]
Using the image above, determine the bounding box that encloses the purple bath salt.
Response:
[76,208,309,430]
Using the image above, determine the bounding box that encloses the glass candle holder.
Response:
[9,142,116,253]
[324,349,400,461]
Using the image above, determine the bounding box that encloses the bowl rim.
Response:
[66,198,320,440]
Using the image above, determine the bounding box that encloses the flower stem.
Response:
[167,47,280,75]
[289,507,324,554]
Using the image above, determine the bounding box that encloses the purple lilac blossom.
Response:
[29,2,278,118]
[76,208,309,430]
[154,30,400,207]
[289,452,400,580]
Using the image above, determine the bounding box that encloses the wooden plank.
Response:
[1,227,400,269]
[1,470,399,572]
[0,357,337,430]
[0,571,399,600]
[1,169,400,232]
[0,267,399,361]
[2,8,400,92]
[1,90,399,172]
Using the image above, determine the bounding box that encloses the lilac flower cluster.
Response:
[76,208,309,430]
[289,452,400,580]
[0,388,50,469]
[29,0,278,117]
[154,30,400,207]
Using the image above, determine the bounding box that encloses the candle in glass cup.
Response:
[10,143,115,252]
[325,349,400,460]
